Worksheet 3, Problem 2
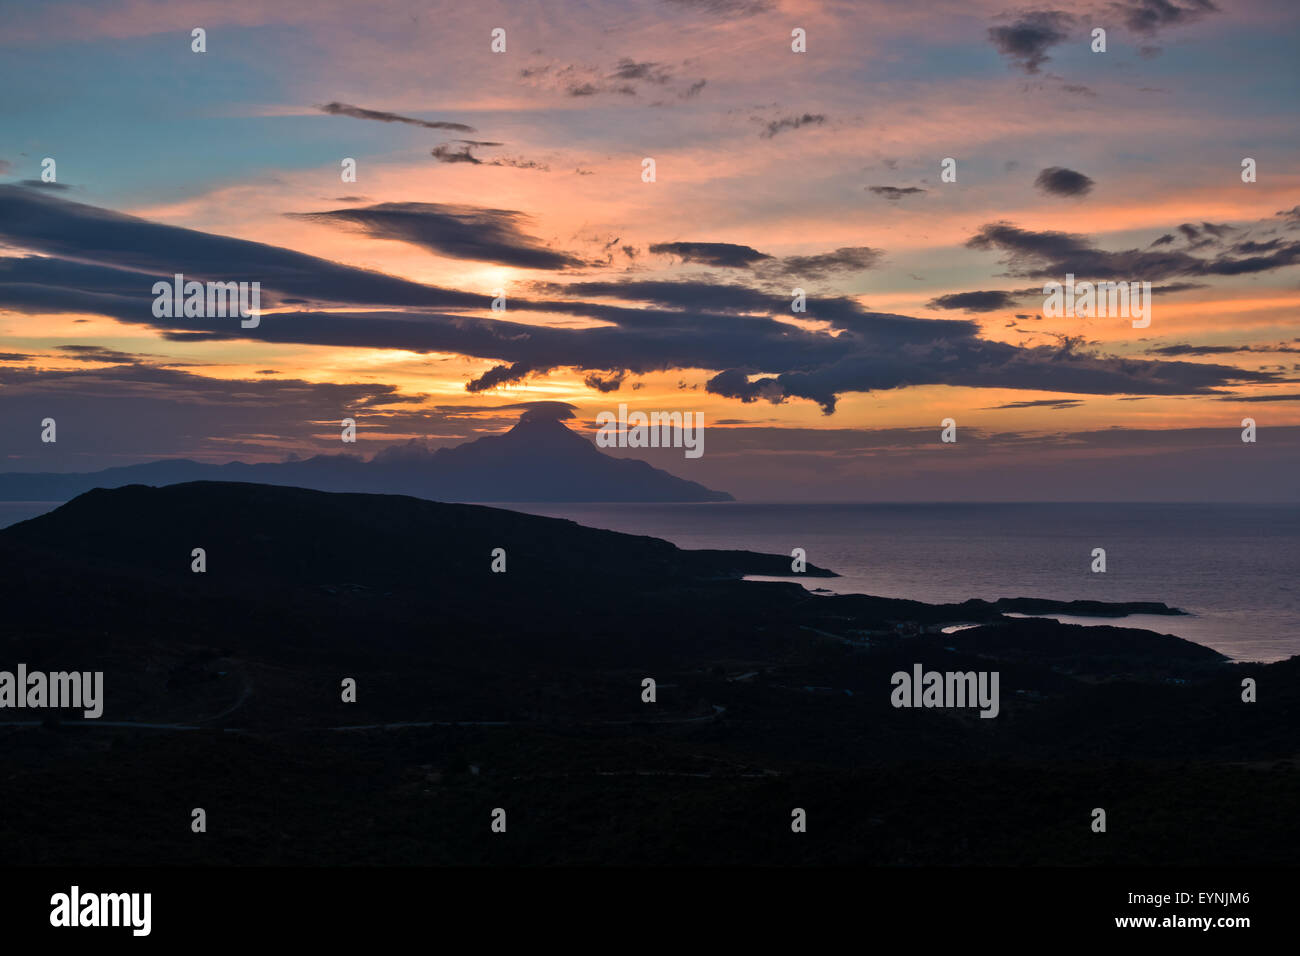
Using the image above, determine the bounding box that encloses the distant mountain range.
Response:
[0,407,733,503]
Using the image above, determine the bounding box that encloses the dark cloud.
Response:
[662,0,774,15]
[0,186,486,310]
[0,188,1283,416]
[289,202,587,270]
[518,59,701,102]
[531,277,904,329]
[1111,0,1219,35]
[1176,221,1234,250]
[966,219,1300,280]
[648,241,772,268]
[17,272,1265,415]
[319,102,475,132]
[441,400,577,421]
[1275,206,1300,227]
[582,370,628,392]
[1147,342,1300,356]
[161,331,231,342]
[516,401,578,422]
[868,186,926,200]
[985,399,1084,409]
[609,59,672,84]
[696,332,1273,413]
[774,246,883,279]
[1148,344,1243,356]
[465,361,542,393]
[1034,166,1094,197]
[928,290,1021,313]
[431,143,482,164]
[490,156,550,171]
[570,79,636,97]
[1218,392,1300,402]
[1231,239,1283,255]
[760,114,826,138]
[18,179,71,190]
[431,141,549,170]
[55,344,148,364]
[987,11,1074,74]
[704,369,786,404]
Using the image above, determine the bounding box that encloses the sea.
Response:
[501,502,1299,664]
[3,500,1295,663]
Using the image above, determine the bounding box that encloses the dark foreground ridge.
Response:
[0,481,1294,866]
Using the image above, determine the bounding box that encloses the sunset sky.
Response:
[2,0,1298,499]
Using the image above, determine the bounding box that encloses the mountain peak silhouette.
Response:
[0,409,734,503]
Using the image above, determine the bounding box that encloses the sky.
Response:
[1,0,1298,500]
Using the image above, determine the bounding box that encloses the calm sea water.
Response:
[499,502,1299,663]
[4,500,1295,662]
